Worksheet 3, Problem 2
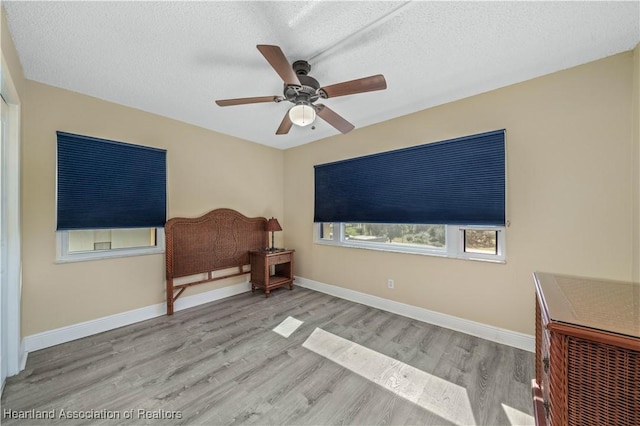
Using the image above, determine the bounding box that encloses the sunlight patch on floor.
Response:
[502,403,534,426]
[272,316,303,338]
[303,327,476,425]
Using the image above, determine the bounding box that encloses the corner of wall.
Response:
[1,5,26,93]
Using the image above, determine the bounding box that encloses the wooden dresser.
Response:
[532,272,639,426]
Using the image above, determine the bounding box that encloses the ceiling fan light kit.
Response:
[215,44,387,135]
[289,104,316,127]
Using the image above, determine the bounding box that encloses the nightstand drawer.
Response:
[269,254,291,265]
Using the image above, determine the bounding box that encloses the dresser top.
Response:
[534,272,640,339]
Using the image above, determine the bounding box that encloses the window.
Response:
[56,132,167,262]
[316,223,505,262]
[464,229,498,255]
[57,228,164,262]
[319,222,334,241]
[313,130,506,262]
[346,223,445,249]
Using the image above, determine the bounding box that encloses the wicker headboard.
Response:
[165,208,267,315]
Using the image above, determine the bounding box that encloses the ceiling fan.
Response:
[215,45,387,135]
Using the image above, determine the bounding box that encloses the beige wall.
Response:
[21,81,284,336]
[284,52,635,335]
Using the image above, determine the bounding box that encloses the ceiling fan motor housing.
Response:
[284,60,320,105]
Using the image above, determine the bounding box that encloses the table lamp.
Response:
[266,217,282,251]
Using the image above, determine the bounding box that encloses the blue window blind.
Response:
[57,131,167,230]
[314,130,505,226]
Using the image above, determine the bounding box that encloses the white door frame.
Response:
[1,53,23,389]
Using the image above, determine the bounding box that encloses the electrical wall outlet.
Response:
[387,279,395,289]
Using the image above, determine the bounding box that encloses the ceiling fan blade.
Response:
[318,74,387,99]
[276,111,293,135]
[215,96,282,107]
[257,45,301,86]
[315,104,355,134]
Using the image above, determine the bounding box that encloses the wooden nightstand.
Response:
[249,249,295,297]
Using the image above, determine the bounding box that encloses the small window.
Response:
[319,223,334,241]
[68,228,157,253]
[464,229,498,255]
[55,132,167,262]
[57,228,164,263]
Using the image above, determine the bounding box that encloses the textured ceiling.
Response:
[4,1,640,149]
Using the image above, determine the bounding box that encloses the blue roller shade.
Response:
[314,130,505,226]
[57,131,167,230]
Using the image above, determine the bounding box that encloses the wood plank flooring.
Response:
[1,287,534,425]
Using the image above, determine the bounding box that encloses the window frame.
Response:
[315,223,505,263]
[56,227,165,263]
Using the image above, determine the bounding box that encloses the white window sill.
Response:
[315,239,506,264]
[55,246,165,264]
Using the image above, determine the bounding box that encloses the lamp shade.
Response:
[266,217,282,232]
[288,104,316,127]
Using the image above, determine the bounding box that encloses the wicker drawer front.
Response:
[269,254,291,266]
[566,337,639,426]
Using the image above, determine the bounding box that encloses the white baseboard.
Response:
[22,282,251,354]
[21,276,533,366]
[294,276,534,353]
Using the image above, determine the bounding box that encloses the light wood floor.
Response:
[2,287,534,425]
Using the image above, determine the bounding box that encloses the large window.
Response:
[314,130,506,262]
[56,132,166,262]
[346,223,445,248]
[317,223,505,262]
